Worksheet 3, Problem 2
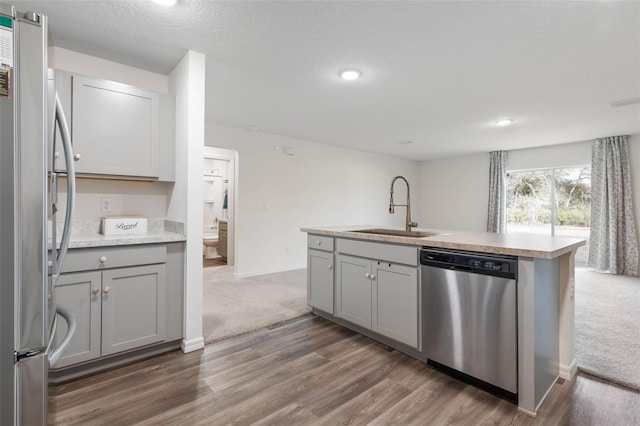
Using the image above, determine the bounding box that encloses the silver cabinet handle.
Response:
[370,274,376,281]
[316,240,321,246]
[103,286,111,294]
[91,288,100,295]
[328,264,333,270]
[74,153,81,161]
[99,256,107,263]
[47,260,53,267]
[365,273,371,279]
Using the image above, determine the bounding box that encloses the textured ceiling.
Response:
[11,0,640,160]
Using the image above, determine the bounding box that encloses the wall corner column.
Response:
[168,50,206,353]
[558,251,577,379]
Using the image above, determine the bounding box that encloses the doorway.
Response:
[506,166,591,266]
[202,146,236,268]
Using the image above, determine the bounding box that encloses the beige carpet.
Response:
[202,266,312,343]
[575,268,640,390]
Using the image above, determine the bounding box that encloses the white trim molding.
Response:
[181,336,205,353]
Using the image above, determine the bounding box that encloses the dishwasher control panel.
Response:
[420,248,517,279]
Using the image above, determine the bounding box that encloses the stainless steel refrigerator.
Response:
[0,4,76,425]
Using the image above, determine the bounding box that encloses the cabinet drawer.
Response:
[61,245,167,273]
[308,234,334,252]
[336,238,418,266]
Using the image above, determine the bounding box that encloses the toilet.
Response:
[203,232,220,259]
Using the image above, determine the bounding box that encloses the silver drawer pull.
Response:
[74,153,81,161]
[370,274,376,281]
[103,286,111,294]
[92,288,100,295]
[99,256,107,263]
[316,240,322,246]
[328,265,333,270]
[365,273,371,279]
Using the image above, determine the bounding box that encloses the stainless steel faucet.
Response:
[389,175,418,232]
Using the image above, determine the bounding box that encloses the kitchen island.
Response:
[301,225,585,416]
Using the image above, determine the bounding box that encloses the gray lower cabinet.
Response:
[101,264,166,356]
[51,244,176,370]
[335,254,372,328]
[53,271,102,367]
[53,264,166,368]
[335,253,419,348]
[307,249,334,314]
[371,262,418,348]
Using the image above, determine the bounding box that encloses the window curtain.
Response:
[588,135,639,275]
[487,151,507,233]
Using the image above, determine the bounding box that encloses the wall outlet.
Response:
[101,198,112,213]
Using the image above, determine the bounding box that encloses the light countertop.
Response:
[50,219,186,249]
[301,225,586,259]
[64,231,186,249]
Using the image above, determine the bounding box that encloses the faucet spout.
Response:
[389,176,418,232]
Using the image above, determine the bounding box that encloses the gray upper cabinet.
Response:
[72,75,160,178]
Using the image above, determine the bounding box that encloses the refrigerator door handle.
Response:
[48,305,76,368]
[54,91,76,276]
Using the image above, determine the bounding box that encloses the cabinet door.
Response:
[52,271,102,368]
[101,264,166,356]
[335,254,372,329]
[372,262,419,348]
[307,249,334,314]
[218,229,228,258]
[72,75,159,178]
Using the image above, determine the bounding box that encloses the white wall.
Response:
[56,179,171,220]
[508,140,591,171]
[49,47,172,221]
[50,47,168,93]
[416,134,640,236]
[205,123,420,277]
[417,153,490,232]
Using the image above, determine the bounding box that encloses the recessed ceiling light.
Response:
[151,0,177,6]
[340,69,361,80]
[495,119,514,126]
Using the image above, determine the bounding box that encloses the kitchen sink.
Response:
[352,228,441,238]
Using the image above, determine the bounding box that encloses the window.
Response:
[506,167,591,267]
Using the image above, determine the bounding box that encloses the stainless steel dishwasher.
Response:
[421,247,518,402]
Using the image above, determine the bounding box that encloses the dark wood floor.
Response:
[49,315,640,425]
[203,256,226,268]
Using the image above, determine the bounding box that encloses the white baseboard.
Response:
[235,264,306,278]
[559,359,578,380]
[181,336,205,353]
[517,406,536,417]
